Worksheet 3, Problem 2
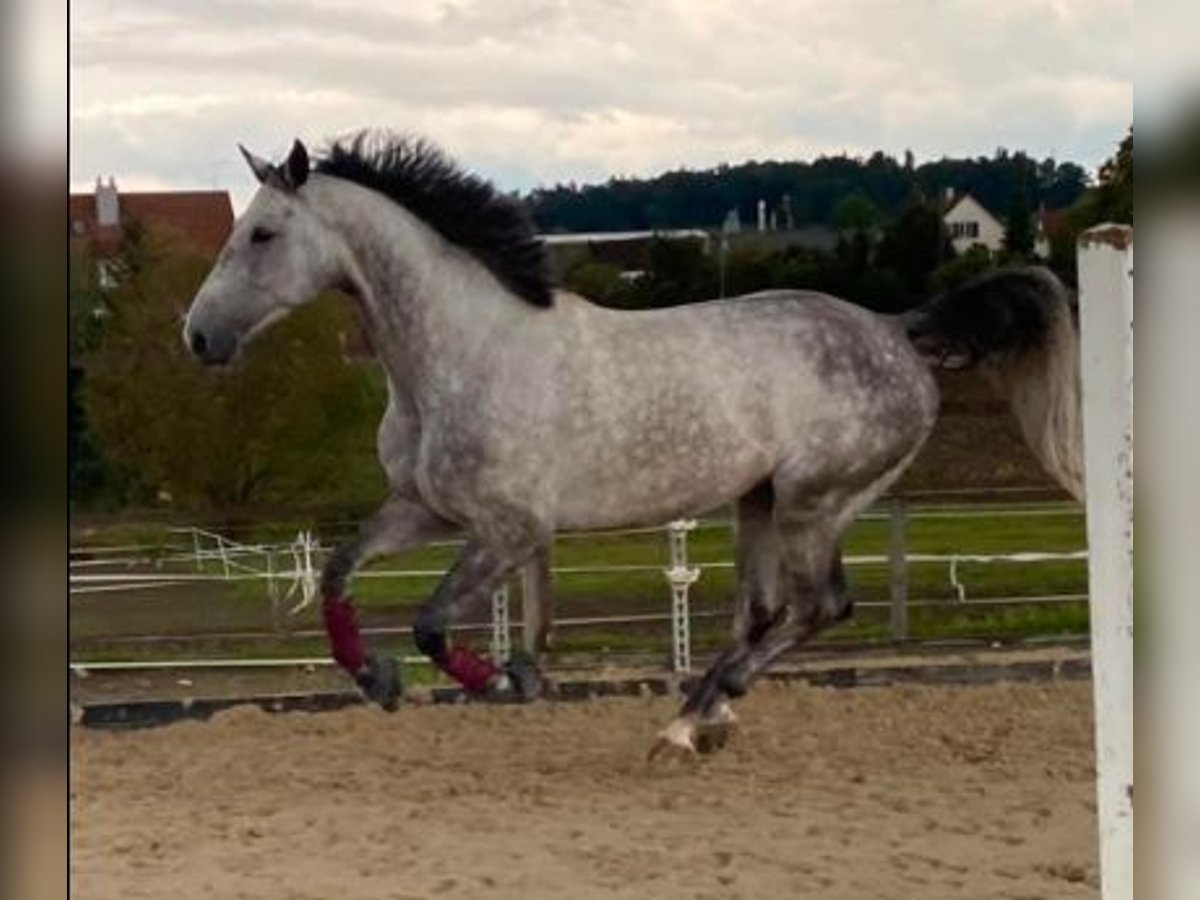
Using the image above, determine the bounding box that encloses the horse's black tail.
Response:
[899,266,1074,370]
[899,265,1085,500]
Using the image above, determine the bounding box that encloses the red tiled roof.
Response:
[1037,207,1068,239]
[69,189,234,257]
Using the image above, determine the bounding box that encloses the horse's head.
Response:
[183,140,341,365]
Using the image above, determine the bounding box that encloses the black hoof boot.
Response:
[490,653,545,703]
[356,654,403,712]
[694,724,733,755]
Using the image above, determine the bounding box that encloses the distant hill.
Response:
[525,149,1088,233]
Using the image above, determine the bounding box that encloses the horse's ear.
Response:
[239,144,275,184]
[282,139,310,190]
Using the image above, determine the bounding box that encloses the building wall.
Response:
[70,184,234,258]
[944,194,1005,255]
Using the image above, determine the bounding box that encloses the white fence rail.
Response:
[71,502,1089,675]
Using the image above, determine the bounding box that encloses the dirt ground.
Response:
[71,679,1099,900]
[70,643,1091,704]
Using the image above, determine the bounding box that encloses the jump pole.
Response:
[1076,223,1134,900]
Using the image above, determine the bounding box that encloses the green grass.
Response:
[71,502,1090,664]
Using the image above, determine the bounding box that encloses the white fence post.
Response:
[665,520,700,673]
[490,582,512,664]
[285,530,318,615]
[1077,224,1133,900]
[265,548,280,633]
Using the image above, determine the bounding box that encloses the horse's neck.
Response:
[317,176,520,395]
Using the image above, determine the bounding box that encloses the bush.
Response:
[930,245,996,294]
[80,225,385,517]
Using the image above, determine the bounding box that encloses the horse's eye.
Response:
[250,227,276,245]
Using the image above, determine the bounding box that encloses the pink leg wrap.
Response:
[441,646,499,695]
[322,592,366,673]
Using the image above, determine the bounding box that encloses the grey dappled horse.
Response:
[184,133,1082,759]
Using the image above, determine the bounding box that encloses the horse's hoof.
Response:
[694,720,736,755]
[694,702,738,755]
[491,653,544,703]
[647,718,699,764]
[357,654,403,712]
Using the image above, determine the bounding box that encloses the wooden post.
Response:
[520,545,554,656]
[1077,224,1133,900]
[889,497,908,641]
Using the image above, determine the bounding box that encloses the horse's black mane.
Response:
[315,131,552,307]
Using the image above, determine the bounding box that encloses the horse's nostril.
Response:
[190,330,208,357]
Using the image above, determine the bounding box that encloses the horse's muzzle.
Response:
[184,325,237,366]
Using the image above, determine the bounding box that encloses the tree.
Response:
[81,225,383,516]
[621,237,717,308]
[930,244,996,294]
[525,149,1089,233]
[70,253,107,362]
[563,260,629,306]
[1002,171,1036,259]
[875,201,952,306]
[1047,127,1133,283]
[70,253,118,504]
[833,190,883,233]
[1094,128,1132,223]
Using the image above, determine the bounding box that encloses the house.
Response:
[70,178,235,261]
[942,191,1005,255]
[68,178,379,363]
[1034,207,1068,259]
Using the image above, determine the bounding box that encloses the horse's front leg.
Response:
[413,537,545,701]
[321,495,456,710]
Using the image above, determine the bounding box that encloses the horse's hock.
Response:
[71,678,1099,900]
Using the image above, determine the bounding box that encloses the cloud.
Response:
[70,0,1132,208]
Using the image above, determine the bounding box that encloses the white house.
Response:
[943,192,1005,255]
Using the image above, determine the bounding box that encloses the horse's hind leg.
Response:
[650,484,858,761]
[701,525,850,703]
[321,495,457,710]
[650,483,790,759]
[660,484,781,749]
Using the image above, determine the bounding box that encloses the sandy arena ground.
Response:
[71,680,1099,900]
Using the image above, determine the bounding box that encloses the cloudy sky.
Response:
[69,0,1132,211]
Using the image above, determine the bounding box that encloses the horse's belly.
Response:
[376,401,419,492]
[554,440,773,531]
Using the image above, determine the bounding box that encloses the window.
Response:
[71,218,86,236]
[950,221,980,240]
